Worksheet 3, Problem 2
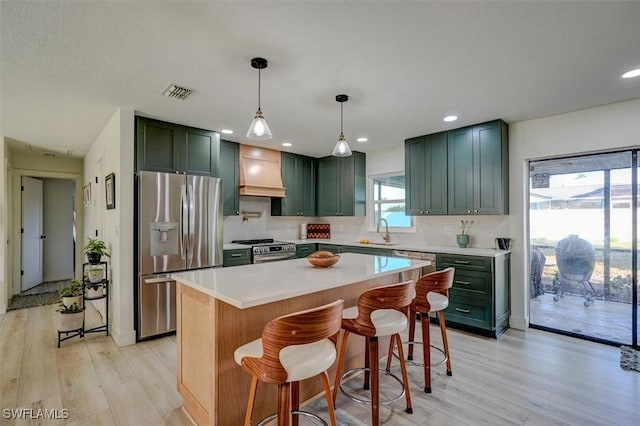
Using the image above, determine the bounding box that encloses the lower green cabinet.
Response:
[223,249,251,267]
[316,244,344,254]
[437,253,510,337]
[342,246,393,256]
[296,243,317,258]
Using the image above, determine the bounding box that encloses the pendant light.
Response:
[246,57,272,140]
[332,94,352,157]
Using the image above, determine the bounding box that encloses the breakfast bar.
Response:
[171,253,431,425]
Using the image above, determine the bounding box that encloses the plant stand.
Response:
[57,324,84,348]
[56,261,110,347]
[82,261,109,336]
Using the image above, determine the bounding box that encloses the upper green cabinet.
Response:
[405,132,448,215]
[271,152,317,216]
[447,120,508,215]
[405,119,508,216]
[221,140,240,216]
[136,116,220,177]
[317,152,366,216]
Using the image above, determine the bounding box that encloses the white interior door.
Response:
[22,176,44,291]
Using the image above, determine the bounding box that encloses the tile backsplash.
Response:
[223,196,510,249]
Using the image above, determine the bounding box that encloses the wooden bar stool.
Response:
[389,267,454,394]
[234,299,344,426]
[332,281,414,426]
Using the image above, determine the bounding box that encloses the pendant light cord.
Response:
[257,68,261,110]
[340,101,344,134]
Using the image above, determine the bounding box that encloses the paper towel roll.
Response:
[300,223,308,239]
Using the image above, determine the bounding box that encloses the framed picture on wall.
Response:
[83,183,91,206]
[105,173,115,210]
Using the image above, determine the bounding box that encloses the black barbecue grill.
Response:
[553,235,597,307]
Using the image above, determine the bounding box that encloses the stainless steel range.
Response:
[231,239,296,264]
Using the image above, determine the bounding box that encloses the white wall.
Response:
[509,97,640,329]
[42,178,75,282]
[83,107,135,346]
[0,141,7,313]
[0,27,7,311]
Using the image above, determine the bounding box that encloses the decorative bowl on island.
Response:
[307,251,340,268]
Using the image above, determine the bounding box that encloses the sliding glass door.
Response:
[529,150,638,346]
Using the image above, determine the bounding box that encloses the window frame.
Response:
[368,172,416,233]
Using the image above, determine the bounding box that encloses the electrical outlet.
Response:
[444,225,454,235]
[422,225,430,233]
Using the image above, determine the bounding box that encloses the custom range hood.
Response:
[239,144,286,197]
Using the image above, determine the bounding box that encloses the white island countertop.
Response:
[172,253,430,309]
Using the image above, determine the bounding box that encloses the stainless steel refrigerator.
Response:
[137,171,223,340]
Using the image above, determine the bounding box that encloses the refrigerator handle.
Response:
[187,183,195,266]
[180,184,188,260]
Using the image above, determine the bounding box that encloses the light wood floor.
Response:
[0,304,638,425]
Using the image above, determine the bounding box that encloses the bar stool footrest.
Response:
[392,340,448,367]
[338,367,405,406]
[256,410,328,426]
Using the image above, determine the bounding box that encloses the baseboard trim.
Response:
[509,315,528,331]
[110,328,136,347]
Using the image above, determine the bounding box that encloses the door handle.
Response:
[454,260,470,264]
[40,235,46,239]
[455,280,470,285]
[455,307,471,313]
[180,184,188,260]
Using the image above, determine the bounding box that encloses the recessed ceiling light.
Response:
[443,115,458,122]
[281,142,292,147]
[621,68,640,79]
[357,137,368,142]
[221,129,234,134]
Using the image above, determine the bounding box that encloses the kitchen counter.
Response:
[222,242,251,250]
[172,253,427,425]
[172,253,430,308]
[291,238,511,257]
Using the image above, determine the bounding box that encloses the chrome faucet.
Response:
[377,218,391,243]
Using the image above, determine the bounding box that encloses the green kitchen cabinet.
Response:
[271,152,316,216]
[436,252,510,337]
[223,248,251,267]
[405,132,448,216]
[135,116,220,177]
[295,243,317,258]
[136,117,181,173]
[342,245,393,256]
[447,120,508,215]
[221,140,240,216]
[316,243,344,254]
[317,151,366,216]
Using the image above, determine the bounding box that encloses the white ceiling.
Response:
[2,1,640,159]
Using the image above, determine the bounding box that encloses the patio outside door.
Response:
[529,150,638,347]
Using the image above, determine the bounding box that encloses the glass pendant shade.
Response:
[246,108,272,140]
[332,133,352,157]
[247,57,272,140]
[332,94,352,157]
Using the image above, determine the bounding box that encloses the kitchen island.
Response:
[172,253,430,426]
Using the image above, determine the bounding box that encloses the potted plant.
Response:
[58,280,83,310]
[84,265,104,298]
[456,220,474,248]
[56,302,85,332]
[83,237,110,264]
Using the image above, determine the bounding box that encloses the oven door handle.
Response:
[254,253,296,263]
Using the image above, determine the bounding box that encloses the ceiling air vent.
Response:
[162,84,193,100]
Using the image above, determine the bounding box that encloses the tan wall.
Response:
[11,151,83,174]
